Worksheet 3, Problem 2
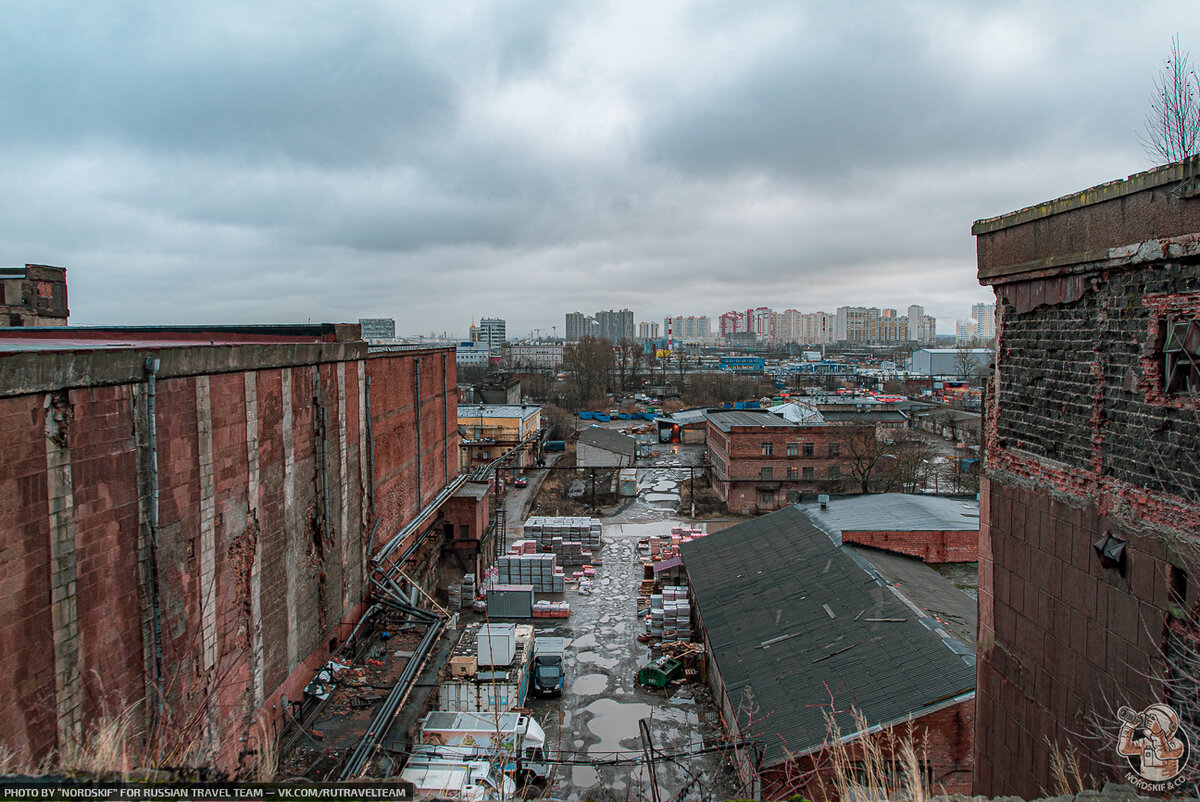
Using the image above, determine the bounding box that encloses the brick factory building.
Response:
[973,156,1200,795]
[1,264,68,327]
[0,324,476,773]
[705,408,869,513]
[682,504,976,800]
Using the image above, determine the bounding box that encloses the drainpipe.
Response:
[144,357,166,717]
[415,358,422,504]
[365,377,375,521]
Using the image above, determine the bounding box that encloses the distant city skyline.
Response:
[4,4,1191,334]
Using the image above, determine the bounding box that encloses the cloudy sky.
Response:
[2,2,1196,338]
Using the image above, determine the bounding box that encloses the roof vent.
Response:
[818,494,830,509]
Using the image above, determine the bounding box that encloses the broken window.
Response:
[1163,318,1200,396]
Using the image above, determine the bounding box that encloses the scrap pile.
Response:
[661,640,707,682]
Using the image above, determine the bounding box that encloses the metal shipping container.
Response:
[486,585,534,619]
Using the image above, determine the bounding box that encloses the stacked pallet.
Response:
[523,516,602,550]
[550,537,593,566]
[662,585,692,641]
[495,553,564,593]
[462,573,476,601]
[508,540,539,555]
[448,583,463,610]
[532,600,571,618]
[646,594,664,638]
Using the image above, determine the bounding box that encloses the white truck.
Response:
[399,752,516,801]
[419,710,550,780]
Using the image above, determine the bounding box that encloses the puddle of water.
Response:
[571,673,609,696]
[644,492,677,503]
[575,650,621,670]
[570,765,598,787]
[571,633,598,649]
[583,698,653,754]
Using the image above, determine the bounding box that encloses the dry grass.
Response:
[58,705,137,777]
[251,715,278,783]
[1046,738,1088,797]
[821,710,931,802]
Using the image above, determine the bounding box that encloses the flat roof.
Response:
[457,404,540,421]
[0,324,354,354]
[707,409,798,432]
[801,494,980,542]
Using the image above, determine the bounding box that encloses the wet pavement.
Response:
[523,444,744,802]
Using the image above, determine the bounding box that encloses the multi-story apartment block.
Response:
[638,321,660,340]
[971,302,995,342]
[595,309,634,341]
[565,311,588,342]
[478,317,506,353]
[506,343,564,370]
[836,305,935,344]
[664,315,711,341]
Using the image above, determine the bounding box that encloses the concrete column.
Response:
[45,390,81,749]
[244,372,265,709]
[196,376,217,673]
[281,368,299,671]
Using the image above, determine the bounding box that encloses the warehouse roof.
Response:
[577,426,636,457]
[801,493,980,544]
[819,409,909,424]
[706,409,799,432]
[681,505,976,766]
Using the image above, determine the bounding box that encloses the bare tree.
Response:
[1142,35,1200,165]
[841,426,884,493]
[954,339,980,384]
[613,338,645,391]
[562,336,614,408]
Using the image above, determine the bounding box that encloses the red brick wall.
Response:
[706,419,865,513]
[841,529,978,562]
[760,698,975,801]
[0,394,56,761]
[0,345,457,771]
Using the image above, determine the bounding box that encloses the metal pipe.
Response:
[143,357,166,717]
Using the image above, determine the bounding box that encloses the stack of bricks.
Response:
[661,585,692,641]
[495,553,564,593]
[523,516,602,550]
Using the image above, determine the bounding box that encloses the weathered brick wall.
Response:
[760,698,976,801]
[976,164,1200,799]
[841,528,978,562]
[0,344,457,771]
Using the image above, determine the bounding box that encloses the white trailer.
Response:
[419,710,549,779]
[398,751,515,801]
[440,624,534,714]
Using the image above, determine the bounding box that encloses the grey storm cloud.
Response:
[0,0,1195,334]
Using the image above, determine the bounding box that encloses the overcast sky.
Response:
[2,2,1195,338]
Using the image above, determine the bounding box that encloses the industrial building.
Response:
[908,347,993,378]
[575,426,636,467]
[973,155,1200,795]
[681,501,976,800]
[457,403,542,470]
[0,323,471,772]
[704,409,869,513]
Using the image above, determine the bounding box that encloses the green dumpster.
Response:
[638,655,683,688]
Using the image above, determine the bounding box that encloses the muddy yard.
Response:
[522,445,745,802]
